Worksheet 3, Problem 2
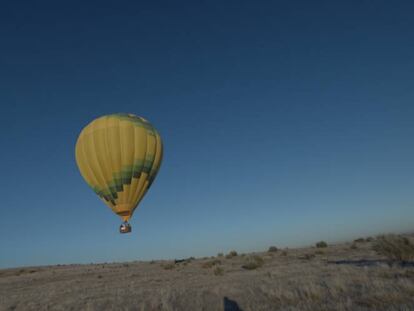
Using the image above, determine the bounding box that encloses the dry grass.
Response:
[1,234,413,311]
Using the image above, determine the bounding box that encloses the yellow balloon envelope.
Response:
[75,113,163,233]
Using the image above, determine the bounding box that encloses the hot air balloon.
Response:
[75,113,163,233]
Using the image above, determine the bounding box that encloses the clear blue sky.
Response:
[1,1,413,269]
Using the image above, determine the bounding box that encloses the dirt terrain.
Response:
[1,236,413,311]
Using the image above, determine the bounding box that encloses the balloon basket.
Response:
[120,222,132,234]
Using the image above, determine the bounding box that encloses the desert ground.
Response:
[1,235,413,311]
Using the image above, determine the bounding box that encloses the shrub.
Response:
[366,236,374,242]
[299,253,316,260]
[350,243,358,250]
[242,256,264,270]
[213,267,224,276]
[202,259,221,269]
[226,250,238,259]
[372,234,414,264]
[268,246,278,253]
[354,238,365,243]
[316,241,328,248]
[281,250,288,256]
[253,255,264,265]
[242,262,260,270]
[217,253,223,257]
[405,270,414,278]
[162,263,175,270]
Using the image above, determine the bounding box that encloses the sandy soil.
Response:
[1,237,413,311]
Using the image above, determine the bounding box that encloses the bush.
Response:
[354,238,365,243]
[162,263,175,270]
[373,234,414,264]
[253,255,264,265]
[299,253,316,260]
[217,253,223,257]
[202,259,221,269]
[316,241,328,248]
[174,258,192,264]
[281,250,288,256]
[268,246,278,253]
[242,256,264,270]
[350,243,358,250]
[226,250,238,259]
[213,267,224,276]
[242,262,260,270]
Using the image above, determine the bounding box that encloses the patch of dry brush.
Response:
[373,234,414,264]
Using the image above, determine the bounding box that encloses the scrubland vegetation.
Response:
[1,233,413,310]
